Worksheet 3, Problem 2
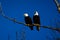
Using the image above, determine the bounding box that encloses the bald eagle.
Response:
[33,11,40,31]
[24,13,33,30]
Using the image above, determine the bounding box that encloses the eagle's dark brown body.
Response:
[24,16,33,30]
[33,11,40,31]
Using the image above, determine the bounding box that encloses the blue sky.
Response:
[0,0,60,40]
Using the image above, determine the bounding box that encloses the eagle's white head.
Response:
[34,11,39,16]
[24,13,29,17]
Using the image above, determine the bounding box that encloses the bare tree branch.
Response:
[0,3,27,26]
[41,26,60,32]
[54,0,60,6]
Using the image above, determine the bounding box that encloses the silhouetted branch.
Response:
[1,11,60,32]
[1,13,60,32]
[41,26,60,32]
[2,13,26,25]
